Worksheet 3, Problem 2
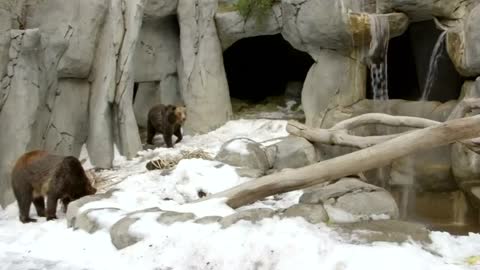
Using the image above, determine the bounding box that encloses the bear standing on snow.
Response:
[147,104,187,148]
[11,150,97,223]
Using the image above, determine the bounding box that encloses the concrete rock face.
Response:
[177,0,233,134]
[301,178,399,223]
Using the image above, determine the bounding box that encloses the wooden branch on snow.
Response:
[199,115,480,208]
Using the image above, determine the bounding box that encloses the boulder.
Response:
[215,138,270,172]
[215,3,282,50]
[66,189,118,228]
[133,15,179,82]
[220,208,275,227]
[282,203,329,224]
[267,136,319,170]
[177,0,232,134]
[194,216,222,224]
[379,0,469,22]
[110,207,162,249]
[301,178,399,223]
[73,207,124,233]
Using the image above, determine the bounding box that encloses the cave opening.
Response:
[366,20,465,102]
[223,34,314,104]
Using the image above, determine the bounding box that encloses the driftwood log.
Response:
[197,98,480,209]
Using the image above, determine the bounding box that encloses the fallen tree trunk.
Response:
[200,114,480,209]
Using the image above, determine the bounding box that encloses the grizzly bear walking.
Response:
[147,104,187,148]
[11,150,97,223]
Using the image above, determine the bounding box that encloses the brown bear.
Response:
[147,104,187,148]
[11,150,97,223]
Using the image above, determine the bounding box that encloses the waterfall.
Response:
[420,31,447,101]
[368,14,390,102]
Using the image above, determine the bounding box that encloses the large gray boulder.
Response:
[133,16,179,82]
[267,136,319,170]
[301,178,399,223]
[177,0,232,134]
[215,3,282,50]
[282,203,329,224]
[27,0,108,78]
[215,138,270,173]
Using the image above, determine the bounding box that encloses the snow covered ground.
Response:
[1,119,480,270]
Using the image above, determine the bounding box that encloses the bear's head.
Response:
[174,105,187,125]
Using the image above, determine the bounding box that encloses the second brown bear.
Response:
[147,104,187,148]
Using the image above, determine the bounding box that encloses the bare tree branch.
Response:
[198,115,480,208]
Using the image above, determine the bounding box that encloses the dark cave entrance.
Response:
[223,34,314,104]
[366,20,465,102]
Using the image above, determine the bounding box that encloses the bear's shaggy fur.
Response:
[147,104,187,148]
[11,150,97,223]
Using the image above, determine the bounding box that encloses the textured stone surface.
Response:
[0,29,44,207]
[335,220,431,244]
[268,136,319,170]
[144,0,178,19]
[43,79,90,157]
[446,4,480,77]
[301,178,399,223]
[133,82,162,128]
[194,216,222,224]
[27,0,108,78]
[110,207,162,250]
[73,207,123,233]
[156,211,196,225]
[215,138,270,172]
[379,0,470,21]
[86,0,123,169]
[177,0,232,134]
[220,208,275,227]
[215,3,282,50]
[113,0,145,158]
[283,203,329,224]
[302,49,366,127]
[134,15,179,82]
[281,0,408,54]
[66,189,118,228]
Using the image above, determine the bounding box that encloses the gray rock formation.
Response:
[156,211,196,225]
[220,208,275,227]
[215,3,282,50]
[66,189,118,228]
[144,0,178,19]
[267,136,319,170]
[0,29,44,207]
[43,79,90,157]
[301,178,399,223]
[335,220,431,244]
[215,138,270,173]
[113,0,145,158]
[177,0,232,134]
[282,203,329,224]
[134,15,179,82]
[302,50,366,127]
